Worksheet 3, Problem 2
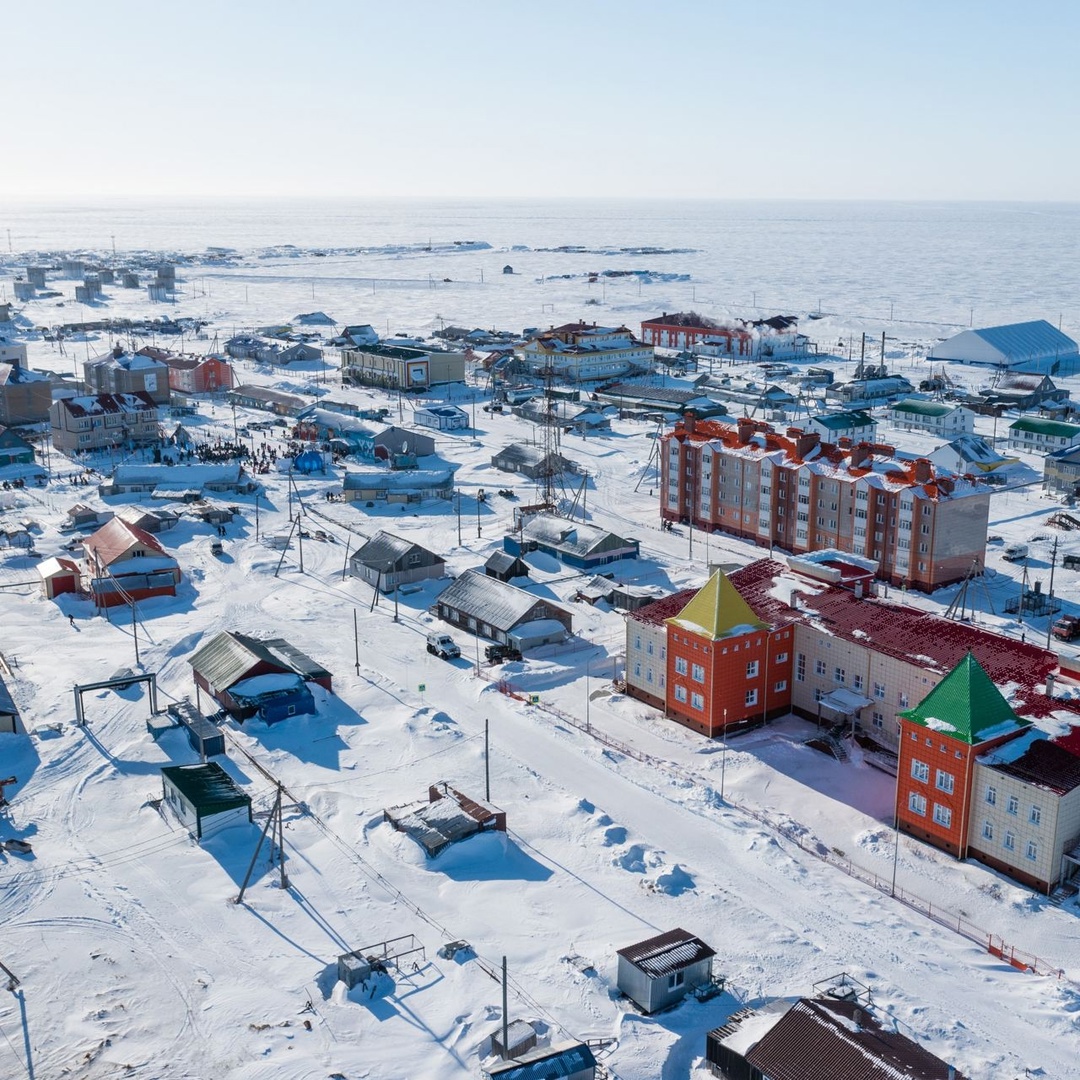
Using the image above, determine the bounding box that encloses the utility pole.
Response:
[235,784,285,904]
[476,493,482,539]
[456,491,462,545]
[354,610,361,675]
[131,600,139,666]
[485,718,490,802]
[501,956,509,1060]
[1046,537,1059,649]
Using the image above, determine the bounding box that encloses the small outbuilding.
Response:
[484,550,529,582]
[167,699,225,758]
[616,928,715,1014]
[506,513,639,570]
[413,404,470,431]
[160,762,252,841]
[37,556,81,599]
[483,1041,596,1080]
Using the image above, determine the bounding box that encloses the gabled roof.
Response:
[897,652,1032,745]
[438,570,568,632]
[56,392,157,418]
[161,763,250,813]
[666,570,767,640]
[189,631,330,691]
[617,927,715,976]
[485,550,527,575]
[493,443,566,467]
[521,513,635,558]
[352,530,441,570]
[1009,416,1080,437]
[82,517,166,566]
[738,997,966,1080]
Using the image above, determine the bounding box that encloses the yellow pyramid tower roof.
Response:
[665,570,768,640]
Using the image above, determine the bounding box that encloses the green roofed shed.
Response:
[161,762,252,840]
[897,652,1032,745]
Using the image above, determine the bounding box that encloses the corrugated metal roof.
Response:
[485,1041,597,1080]
[973,320,1077,360]
[745,997,966,1079]
[485,550,526,575]
[1009,416,1080,437]
[616,928,715,976]
[352,530,440,571]
[521,513,635,558]
[188,631,329,691]
[438,570,569,633]
[82,518,167,567]
[161,763,250,813]
[891,399,955,417]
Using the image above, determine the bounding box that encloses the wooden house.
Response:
[505,513,639,570]
[705,996,967,1079]
[484,551,529,582]
[435,570,572,649]
[188,630,331,722]
[81,518,181,608]
[491,444,573,480]
[349,531,445,593]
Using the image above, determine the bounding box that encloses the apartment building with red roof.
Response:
[659,415,990,591]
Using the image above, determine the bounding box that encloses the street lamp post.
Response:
[720,707,728,801]
[585,659,591,733]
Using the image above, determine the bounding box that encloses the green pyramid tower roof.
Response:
[897,652,1032,745]
[665,569,768,641]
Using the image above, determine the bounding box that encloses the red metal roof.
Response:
[58,391,156,418]
[82,518,166,567]
[991,738,1080,795]
[729,559,1060,716]
[745,998,966,1080]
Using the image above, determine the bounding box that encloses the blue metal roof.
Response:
[973,320,1077,360]
[486,1042,597,1080]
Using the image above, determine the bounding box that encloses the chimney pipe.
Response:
[913,458,933,484]
[1047,672,1056,697]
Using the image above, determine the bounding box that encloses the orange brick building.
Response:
[895,653,1031,857]
[663,571,794,737]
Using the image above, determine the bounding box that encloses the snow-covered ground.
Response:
[3,238,1080,1079]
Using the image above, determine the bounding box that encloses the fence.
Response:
[492,675,1075,986]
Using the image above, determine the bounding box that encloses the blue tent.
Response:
[293,449,326,474]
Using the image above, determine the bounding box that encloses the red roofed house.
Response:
[707,995,967,1080]
[660,415,990,592]
[82,518,181,608]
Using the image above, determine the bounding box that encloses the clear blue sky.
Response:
[5,0,1079,200]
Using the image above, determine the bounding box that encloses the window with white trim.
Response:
[932,803,952,828]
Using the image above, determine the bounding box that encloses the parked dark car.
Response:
[485,644,523,664]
